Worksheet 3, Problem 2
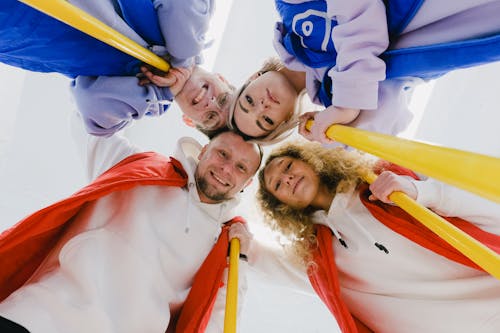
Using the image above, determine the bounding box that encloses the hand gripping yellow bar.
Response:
[363,171,500,281]
[305,120,500,280]
[306,121,500,203]
[224,238,240,333]
[19,0,170,72]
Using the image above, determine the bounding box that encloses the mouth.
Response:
[210,170,230,187]
[292,176,303,195]
[192,84,209,105]
[267,89,280,104]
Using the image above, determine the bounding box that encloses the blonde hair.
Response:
[257,141,375,266]
[228,57,304,145]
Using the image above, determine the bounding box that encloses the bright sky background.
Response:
[1,1,500,332]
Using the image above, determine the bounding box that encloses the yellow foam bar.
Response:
[224,238,240,333]
[19,0,170,72]
[363,171,500,281]
[306,121,500,203]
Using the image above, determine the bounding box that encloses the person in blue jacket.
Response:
[0,0,233,137]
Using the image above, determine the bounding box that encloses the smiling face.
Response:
[233,71,298,138]
[195,131,261,204]
[263,156,320,209]
[175,66,233,131]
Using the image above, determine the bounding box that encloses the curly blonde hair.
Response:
[228,57,304,145]
[257,141,375,266]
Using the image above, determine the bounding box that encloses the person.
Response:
[255,140,500,332]
[0,0,233,137]
[0,113,262,333]
[228,0,500,144]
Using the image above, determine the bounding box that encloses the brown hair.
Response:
[257,141,374,265]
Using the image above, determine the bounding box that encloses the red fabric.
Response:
[308,161,500,333]
[359,162,500,271]
[309,226,363,333]
[175,216,246,333]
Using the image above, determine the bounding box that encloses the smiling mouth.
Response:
[293,176,303,194]
[211,171,230,187]
[267,89,280,104]
[193,84,209,105]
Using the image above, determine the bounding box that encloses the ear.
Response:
[198,144,208,160]
[182,114,195,128]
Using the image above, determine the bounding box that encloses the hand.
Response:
[298,111,320,142]
[138,65,193,96]
[306,106,360,144]
[369,171,418,203]
[228,222,253,257]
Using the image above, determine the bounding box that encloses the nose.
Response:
[281,173,294,185]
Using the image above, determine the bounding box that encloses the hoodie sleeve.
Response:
[326,0,389,110]
[71,75,173,137]
[154,0,214,67]
[413,177,500,234]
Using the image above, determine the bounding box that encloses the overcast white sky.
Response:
[1,1,500,332]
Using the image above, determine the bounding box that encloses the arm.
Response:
[369,171,500,234]
[70,111,141,181]
[71,75,174,137]
[326,0,388,110]
[204,222,251,332]
[155,0,215,67]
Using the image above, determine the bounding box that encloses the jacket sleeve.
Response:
[413,177,500,234]
[71,75,173,137]
[155,0,214,67]
[248,241,314,294]
[203,261,249,332]
[326,0,389,110]
[70,111,142,181]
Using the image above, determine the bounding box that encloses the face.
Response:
[264,156,320,209]
[233,71,298,138]
[175,66,233,130]
[195,132,261,204]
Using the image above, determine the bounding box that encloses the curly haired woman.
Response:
[256,141,500,333]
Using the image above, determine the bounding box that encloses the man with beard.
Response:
[0,115,262,333]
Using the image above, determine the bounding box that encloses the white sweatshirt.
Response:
[313,178,500,332]
[0,118,247,333]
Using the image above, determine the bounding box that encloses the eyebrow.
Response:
[266,159,283,189]
[238,100,249,113]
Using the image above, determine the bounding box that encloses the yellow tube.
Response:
[305,121,500,203]
[363,171,500,281]
[224,238,240,333]
[19,0,170,72]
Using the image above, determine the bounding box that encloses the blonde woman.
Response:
[256,141,500,333]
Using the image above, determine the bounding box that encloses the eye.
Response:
[275,180,281,191]
[202,111,219,128]
[217,93,229,108]
[237,164,247,173]
[263,115,274,126]
[245,95,254,106]
[286,161,292,170]
[218,150,227,158]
